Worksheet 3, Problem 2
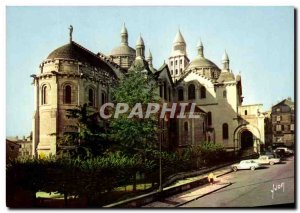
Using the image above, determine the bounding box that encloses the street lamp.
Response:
[158,117,163,192]
[158,114,169,192]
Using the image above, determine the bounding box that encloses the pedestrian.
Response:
[208,172,215,185]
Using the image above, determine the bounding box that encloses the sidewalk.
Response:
[143,166,233,207]
[164,165,232,189]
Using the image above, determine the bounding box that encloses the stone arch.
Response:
[61,81,76,104]
[176,86,184,101]
[40,82,51,105]
[234,124,262,153]
[85,84,97,107]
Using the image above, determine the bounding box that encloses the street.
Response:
[182,156,295,207]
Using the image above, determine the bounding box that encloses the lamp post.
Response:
[158,114,169,192]
[158,117,163,192]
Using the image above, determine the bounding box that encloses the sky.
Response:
[6,6,294,137]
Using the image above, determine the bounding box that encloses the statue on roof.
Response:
[69,25,73,42]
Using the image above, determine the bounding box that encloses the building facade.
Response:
[32,25,265,157]
[6,135,32,161]
[271,98,295,147]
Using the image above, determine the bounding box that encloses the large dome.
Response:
[47,41,113,70]
[187,55,220,70]
[110,45,135,56]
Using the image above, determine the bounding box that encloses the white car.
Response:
[253,155,280,165]
[231,160,262,171]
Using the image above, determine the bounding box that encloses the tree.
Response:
[108,70,161,191]
[109,70,160,155]
[57,104,111,158]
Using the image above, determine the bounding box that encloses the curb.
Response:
[174,182,233,207]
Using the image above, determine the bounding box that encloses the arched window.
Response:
[101,92,106,106]
[175,69,178,75]
[200,86,206,99]
[245,110,248,115]
[222,123,229,139]
[42,85,48,105]
[223,90,227,98]
[88,88,94,107]
[178,88,184,101]
[64,85,72,104]
[184,122,188,132]
[188,84,195,100]
[207,112,212,126]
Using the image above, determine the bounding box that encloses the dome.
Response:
[188,55,220,70]
[110,45,135,56]
[47,41,113,70]
[217,71,235,83]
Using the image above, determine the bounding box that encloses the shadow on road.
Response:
[212,176,294,195]
[276,162,287,165]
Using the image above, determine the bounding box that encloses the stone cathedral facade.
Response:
[31,25,265,157]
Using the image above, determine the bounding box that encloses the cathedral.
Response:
[31,24,265,157]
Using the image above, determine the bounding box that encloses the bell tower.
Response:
[168,29,190,82]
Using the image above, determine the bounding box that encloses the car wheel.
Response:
[270,161,274,165]
[250,166,255,171]
[232,166,238,172]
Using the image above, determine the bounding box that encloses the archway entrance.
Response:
[241,130,253,150]
[234,124,262,155]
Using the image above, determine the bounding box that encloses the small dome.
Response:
[110,45,135,56]
[136,35,144,46]
[188,55,220,70]
[217,71,235,83]
[236,74,241,81]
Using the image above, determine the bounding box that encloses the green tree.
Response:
[57,104,111,158]
[109,70,160,155]
[108,70,161,191]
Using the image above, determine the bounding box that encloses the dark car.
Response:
[274,148,292,158]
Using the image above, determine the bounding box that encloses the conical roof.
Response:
[121,23,128,34]
[173,30,186,44]
[197,39,203,48]
[136,35,144,46]
[147,49,152,59]
[222,50,229,61]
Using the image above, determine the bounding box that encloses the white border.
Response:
[1,1,298,213]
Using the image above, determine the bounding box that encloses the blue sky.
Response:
[6,6,294,137]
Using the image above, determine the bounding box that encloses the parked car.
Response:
[274,147,294,157]
[253,155,280,165]
[231,160,262,171]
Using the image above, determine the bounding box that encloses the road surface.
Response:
[182,156,294,207]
